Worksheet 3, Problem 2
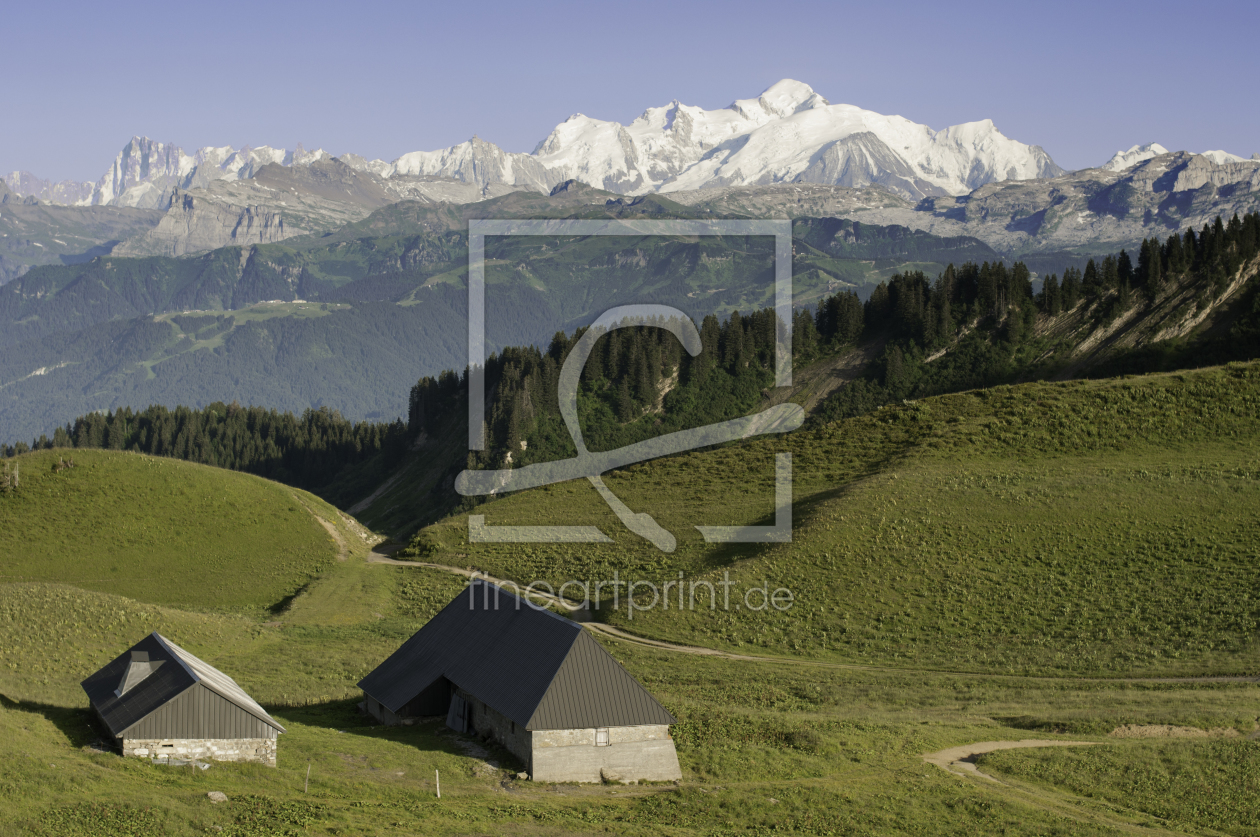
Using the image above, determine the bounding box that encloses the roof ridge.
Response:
[152,632,285,732]
[469,578,582,632]
[151,631,198,682]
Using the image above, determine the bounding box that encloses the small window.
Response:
[510,721,515,733]
[595,728,609,747]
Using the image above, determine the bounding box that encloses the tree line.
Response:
[410,307,785,470]
[816,211,1260,422]
[1,403,407,497]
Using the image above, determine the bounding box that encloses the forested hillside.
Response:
[816,210,1260,420]
[0,195,1011,442]
[10,212,1257,540]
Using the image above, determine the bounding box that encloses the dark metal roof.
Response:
[358,580,675,730]
[81,632,284,736]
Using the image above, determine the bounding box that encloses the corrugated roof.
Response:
[358,581,675,730]
[81,632,284,736]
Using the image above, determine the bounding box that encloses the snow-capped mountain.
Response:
[10,81,1259,210]
[1100,143,1259,172]
[343,80,1064,200]
[1199,149,1254,166]
[5,138,328,209]
[1101,143,1169,172]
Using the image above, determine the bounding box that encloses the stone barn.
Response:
[359,580,681,783]
[81,632,284,766]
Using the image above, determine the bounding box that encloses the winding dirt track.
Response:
[922,740,1097,782]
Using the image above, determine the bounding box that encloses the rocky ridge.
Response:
[5,138,330,210]
[669,151,1260,261]
[115,158,522,257]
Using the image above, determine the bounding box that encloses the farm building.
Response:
[358,580,681,783]
[81,632,284,766]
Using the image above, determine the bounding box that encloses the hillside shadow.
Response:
[674,428,932,580]
[271,697,525,771]
[0,693,112,750]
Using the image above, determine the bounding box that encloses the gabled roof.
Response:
[81,632,284,736]
[358,580,675,730]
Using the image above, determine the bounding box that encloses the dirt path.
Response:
[921,739,1210,836]
[922,739,1097,782]
[293,492,348,561]
[366,550,594,621]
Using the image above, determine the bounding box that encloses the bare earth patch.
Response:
[1109,724,1240,739]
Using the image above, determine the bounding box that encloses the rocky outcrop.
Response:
[115,189,295,257]
[672,152,1260,259]
[114,157,524,257]
[6,137,330,209]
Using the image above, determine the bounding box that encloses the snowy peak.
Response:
[508,79,1064,199]
[1101,143,1170,172]
[11,80,1072,207]
[733,79,829,120]
[1200,149,1250,166]
[7,137,330,209]
[1100,144,1259,172]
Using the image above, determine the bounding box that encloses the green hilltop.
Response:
[0,449,345,612]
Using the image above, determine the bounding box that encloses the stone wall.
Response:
[121,737,277,767]
[531,724,681,784]
[531,734,681,784]
[453,687,532,767]
[427,686,681,784]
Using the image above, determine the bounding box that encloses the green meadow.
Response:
[0,449,343,612]
[1,366,1259,833]
[420,363,1260,677]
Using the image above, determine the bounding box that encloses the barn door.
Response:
[446,694,467,732]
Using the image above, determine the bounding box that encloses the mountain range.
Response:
[10,80,1258,217]
[7,80,1068,208]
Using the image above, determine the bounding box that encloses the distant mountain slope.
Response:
[4,137,330,209]
[113,158,523,257]
[0,184,163,285]
[0,203,1001,442]
[669,152,1260,269]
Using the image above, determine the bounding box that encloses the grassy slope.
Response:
[1,596,1256,835]
[415,362,1260,677]
[2,372,1260,832]
[0,449,342,611]
[982,739,1260,836]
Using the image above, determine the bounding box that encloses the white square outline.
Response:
[464,219,794,547]
[468,219,793,450]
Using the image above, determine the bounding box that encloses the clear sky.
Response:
[4,0,1257,183]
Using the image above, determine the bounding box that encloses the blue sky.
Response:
[5,0,1257,182]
